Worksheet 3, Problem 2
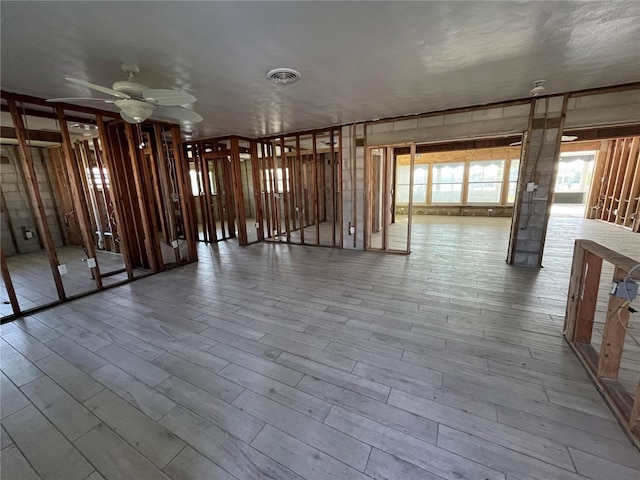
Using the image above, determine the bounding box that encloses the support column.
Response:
[508,95,568,267]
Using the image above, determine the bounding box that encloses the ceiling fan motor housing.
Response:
[112,80,148,97]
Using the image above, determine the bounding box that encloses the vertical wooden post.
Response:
[260,143,272,239]
[230,138,247,245]
[338,129,343,247]
[123,122,160,272]
[82,141,110,250]
[279,137,291,243]
[96,116,134,278]
[597,266,631,379]
[330,131,336,246]
[8,100,66,300]
[268,141,280,238]
[312,133,320,245]
[250,141,264,241]
[153,126,180,262]
[573,252,604,342]
[171,127,198,261]
[0,250,20,315]
[406,143,416,253]
[56,107,103,288]
[295,135,305,244]
[93,138,117,252]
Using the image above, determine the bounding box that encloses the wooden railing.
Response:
[564,239,640,448]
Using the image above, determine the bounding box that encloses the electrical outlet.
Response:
[611,280,638,300]
[24,230,33,239]
[86,258,96,268]
[526,182,536,192]
[349,226,355,234]
[171,240,179,248]
[57,264,68,275]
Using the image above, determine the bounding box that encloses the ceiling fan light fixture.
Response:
[115,99,153,123]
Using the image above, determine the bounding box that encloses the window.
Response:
[432,163,464,203]
[396,164,428,204]
[507,159,520,203]
[467,160,505,203]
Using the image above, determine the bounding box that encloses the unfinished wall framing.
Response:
[0,92,198,321]
[587,136,640,231]
[563,240,640,448]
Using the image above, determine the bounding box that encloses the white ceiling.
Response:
[2,1,639,139]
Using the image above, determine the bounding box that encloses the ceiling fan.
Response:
[46,63,203,124]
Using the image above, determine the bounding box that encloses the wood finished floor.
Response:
[1,214,640,480]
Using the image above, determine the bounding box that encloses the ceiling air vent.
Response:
[266,68,301,85]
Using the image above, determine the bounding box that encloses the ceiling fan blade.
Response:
[46,97,115,103]
[154,106,203,123]
[142,88,196,106]
[66,77,130,99]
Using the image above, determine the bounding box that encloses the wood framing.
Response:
[56,107,103,289]
[588,136,640,231]
[96,116,134,278]
[563,239,640,448]
[0,250,20,315]
[8,99,66,300]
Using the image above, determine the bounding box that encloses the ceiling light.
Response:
[115,99,153,123]
[529,80,546,96]
[266,68,301,85]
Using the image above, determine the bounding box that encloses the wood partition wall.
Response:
[189,129,343,247]
[564,240,640,448]
[0,92,198,321]
[587,136,640,231]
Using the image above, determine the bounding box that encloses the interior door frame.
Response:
[365,143,415,254]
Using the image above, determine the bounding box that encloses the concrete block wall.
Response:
[365,103,530,146]
[1,145,64,256]
[565,90,640,128]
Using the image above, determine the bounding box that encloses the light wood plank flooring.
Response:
[1,214,639,480]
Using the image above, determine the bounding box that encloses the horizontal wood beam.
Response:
[1,126,62,143]
[1,90,118,118]
[0,103,97,124]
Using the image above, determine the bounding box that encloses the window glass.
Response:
[432,163,464,203]
[467,160,504,204]
[507,159,520,203]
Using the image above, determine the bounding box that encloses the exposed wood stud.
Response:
[170,127,198,261]
[56,107,103,289]
[0,249,20,315]
[8,100,66,300]
[96,116,134,278]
